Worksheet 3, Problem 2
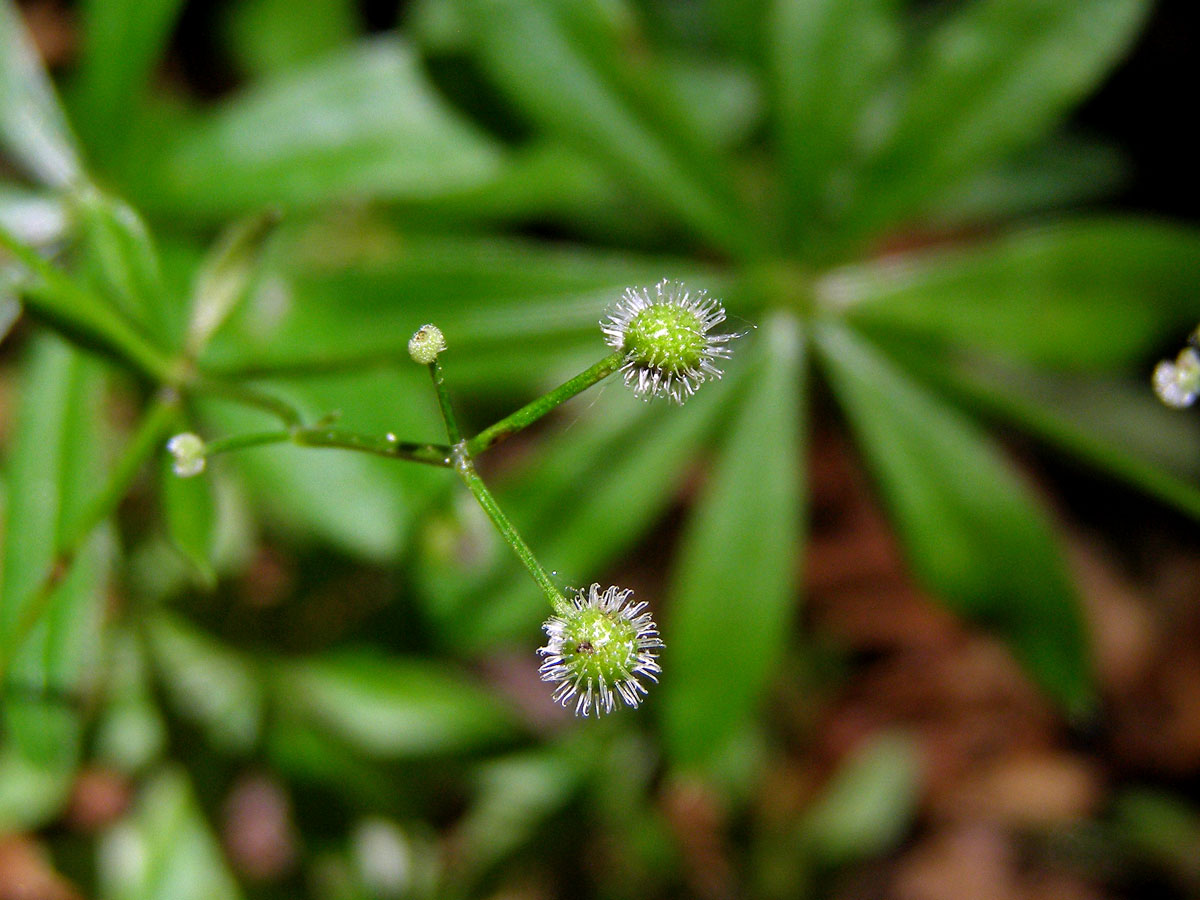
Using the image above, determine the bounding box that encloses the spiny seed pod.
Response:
[538,584,663,717]
[602,279,737,403]
[166,432,207,478]
[407,324,446,365]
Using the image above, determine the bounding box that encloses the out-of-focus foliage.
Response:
[2,0,1198,896]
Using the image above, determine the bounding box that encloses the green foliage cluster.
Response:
[2,0,1199,896]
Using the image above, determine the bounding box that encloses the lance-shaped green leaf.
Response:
[97,768,243,900]
[73,186,173,342]
[815,320,1092,713]
[0,335,109,830]
[0,0,84,187]
[873,333,1200,521]
[800,732,920,865]
[274,651,521,757]
[159,450,218,588]
[70,0,187,162]
[464,0,761,259]
[148,38,502,216]
[225,0,358,78]
[185,210,280,357]
[849,0,1149,236]
[661,314,804,771]
[769,0,900,247]
[826,219,1200,370]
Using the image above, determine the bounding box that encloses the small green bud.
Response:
[166,432,207,477]
[602,280,738,403]
[538,584,663,717]
[408,324,446,365]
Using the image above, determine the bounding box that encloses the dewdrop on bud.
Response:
[538,584,663,717]
[166,432,207,478]
[408,324,446,365]
[602,279,739,403]
[1153,345,1200,409]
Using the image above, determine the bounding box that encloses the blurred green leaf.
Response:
[73,186,173,342]
[159,453,217,588]
[1112,788,1200,885]
[801,732,921,865]
[661,313,805,772]
[850,0,1149,235]
[202,368,443,560]
[0,0,84,187]
[828,219,1200,370]
[769,0,900,246]
[451,745,585,888]
[186,210,279,357]
[146,611,263,753]
[274,650,522,757]
[878,338,1200,520]
[97,768,243,900]
[225,0,359,78]
[465,0,760,258]
[93,628,167,773]
[0,335,109,829]
[148,38,503,216]
[816,320,1091,712]
[205,227,714,385]
[70,0,187,162]
[925,135,1127,226]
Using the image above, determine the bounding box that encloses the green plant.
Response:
[2,0,1199,896]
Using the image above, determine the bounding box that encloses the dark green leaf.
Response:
[0,335,109,829]
[225,0,359,78]
[97,768,243,900]
[465,0,761,258]
[876,336,1200,520]
[924,135,1127,227]
[661,313,805,771]
[769,0,900,246]
[815,320,1092,712]
[829,219,1200,370]
[850,0,1149,235]
[0,0,84,187]
[148,38,503,216]
[274,650,521,757]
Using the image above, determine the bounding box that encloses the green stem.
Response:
[292,427,452,467]
[466,351,625,457]
[429,358,462,445]
[451,443,568,614]
[1,395,179,684]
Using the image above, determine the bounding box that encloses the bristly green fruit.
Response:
[602,280,738,403]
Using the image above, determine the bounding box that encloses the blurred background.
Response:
[2,0,1200,898]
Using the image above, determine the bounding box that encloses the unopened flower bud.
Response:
[166,432,207,478]
[407,324,446,365]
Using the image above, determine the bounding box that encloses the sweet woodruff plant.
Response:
[167,280,740,716]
